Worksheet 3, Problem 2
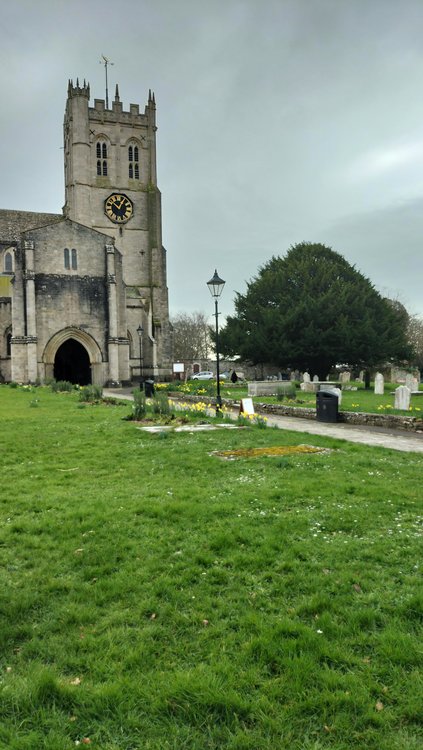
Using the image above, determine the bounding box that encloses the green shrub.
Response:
[51,380,74,392]
[9,381,18,388]
[276,383,296,400]
[151,392,173,416]
[132,389,147,420]
[78,384,103,402]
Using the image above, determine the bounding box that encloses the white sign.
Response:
[240,398,255,415]
[173,362,184,373]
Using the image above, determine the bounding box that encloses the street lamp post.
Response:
[207,269,225,415]
[137,325,144,390]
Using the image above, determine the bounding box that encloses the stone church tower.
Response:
[0,79,172,385]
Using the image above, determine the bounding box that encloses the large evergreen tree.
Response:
[219,243,412,377]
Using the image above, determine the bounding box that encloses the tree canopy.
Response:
[171,311,211,363]
[218,242,412,377]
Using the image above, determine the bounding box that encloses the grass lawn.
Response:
[169,381,423,416]
[0,385,422,749]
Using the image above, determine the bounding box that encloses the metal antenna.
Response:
[99,54,114,109]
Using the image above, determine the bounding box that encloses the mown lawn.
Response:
[0,385,422,749]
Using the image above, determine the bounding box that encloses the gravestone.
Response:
[405,373,419,392]
[303,371,311,383]
[340,371,351,383]
[394,385,411,411]
[374,372,384,395]
[313,375,319,382]
[359,370,365,382]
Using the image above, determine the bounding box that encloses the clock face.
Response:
[105,193,134,224]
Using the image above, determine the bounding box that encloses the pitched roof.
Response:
[0,209,63,242]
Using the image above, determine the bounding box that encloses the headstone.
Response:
[405,373,418,392]
[290,371,296,381]
[374,372,384,395]
[340,371,351,383]
[294,370,300,381]
[394,385,411,411]
[359,370,365,382]
[313,375,319,382]
[303,371,311,383]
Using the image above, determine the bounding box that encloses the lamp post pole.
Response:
[137,325,144,390]
[207,270,225,416]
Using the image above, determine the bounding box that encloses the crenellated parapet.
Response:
[67,78,90,99]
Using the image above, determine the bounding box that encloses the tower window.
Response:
[128,143,140,180]
[4,252,13,272]
[64,248,70,269]
[96,141,108,176]
[71,249,77,270]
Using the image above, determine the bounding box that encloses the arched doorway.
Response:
[54,339,91,385]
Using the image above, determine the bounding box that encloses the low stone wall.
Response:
[170,393,423,433]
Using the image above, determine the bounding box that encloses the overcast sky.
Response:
[2,0,423,322]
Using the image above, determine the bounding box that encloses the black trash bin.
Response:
[316,389,338,423]
[143,379,155,397]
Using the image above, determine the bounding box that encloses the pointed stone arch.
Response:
[43,327,104,384]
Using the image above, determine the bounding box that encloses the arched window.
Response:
[96,141,108,176]
[4,252,13,272]
[71,249,77,270]
[128,142,140,180]
[6,332,12,357]
[64,248,70,269]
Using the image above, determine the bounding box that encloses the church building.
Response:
[0,79,172,385]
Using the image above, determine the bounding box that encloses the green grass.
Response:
[0,385,422,749]
[213,382,423,416]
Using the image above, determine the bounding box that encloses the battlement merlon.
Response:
[66,79,156,126]
[67,78,90,99]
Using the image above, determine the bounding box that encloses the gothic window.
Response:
[128,142,140,180]
[4,252,13,272]
[96,141,108,176]
[64,248,70,269]
[71,249,77,270]
[6,332,12,357]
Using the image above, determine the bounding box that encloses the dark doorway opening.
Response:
[54,339,91,385]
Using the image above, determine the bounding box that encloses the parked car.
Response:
[191,371,214,380]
